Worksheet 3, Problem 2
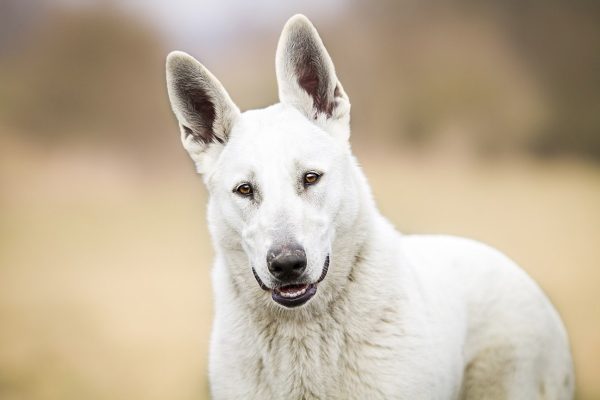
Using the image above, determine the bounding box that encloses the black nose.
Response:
[267,243,307,282]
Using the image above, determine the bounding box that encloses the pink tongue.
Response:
[279,284,308,293]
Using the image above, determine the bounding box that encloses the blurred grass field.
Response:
[0,140,599,400]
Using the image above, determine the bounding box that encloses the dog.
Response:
[165,14,574,400]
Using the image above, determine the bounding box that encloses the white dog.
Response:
[166,14,574,400]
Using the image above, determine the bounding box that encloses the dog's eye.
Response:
[235,183,253,197]
[303,172,321,186]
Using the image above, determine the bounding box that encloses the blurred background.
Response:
[0,0,598,399]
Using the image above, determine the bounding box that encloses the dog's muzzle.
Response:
[252,255,330,308]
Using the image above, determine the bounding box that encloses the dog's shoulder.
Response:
[399,234,520,277]
[397,234,542,316]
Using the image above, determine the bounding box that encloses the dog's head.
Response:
[166,15,358,310]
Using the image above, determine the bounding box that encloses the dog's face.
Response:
[166,15,353,309]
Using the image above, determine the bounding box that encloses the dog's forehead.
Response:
[222,105,338,168]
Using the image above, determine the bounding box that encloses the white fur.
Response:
[166,14,574,400]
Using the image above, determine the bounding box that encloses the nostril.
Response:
[267,246,307,282]
[292,262,304,270]
[292,257,307,271]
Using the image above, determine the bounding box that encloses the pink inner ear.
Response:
[297,60,320,97]
[297,64,333,117]
[299,74,319,95]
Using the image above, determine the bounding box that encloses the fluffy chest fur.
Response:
[211,288,414,399]
[250,314,402,399]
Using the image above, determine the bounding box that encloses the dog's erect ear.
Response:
[276,15,350,139]
[166,51,240,173]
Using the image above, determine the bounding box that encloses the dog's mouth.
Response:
[272,283,317,307]
[252,255,329,308]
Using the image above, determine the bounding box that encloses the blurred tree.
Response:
[499,0,600,159]
[0,4,172,151]
[341,0,600,159]
[0,0,47,56]
[0,0,598,161]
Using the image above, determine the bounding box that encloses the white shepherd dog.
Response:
[165,14,574,400]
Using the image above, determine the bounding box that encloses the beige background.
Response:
[1,1,599,399]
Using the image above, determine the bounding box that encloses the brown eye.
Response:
[235,183,253,197]
[303,172,321,186]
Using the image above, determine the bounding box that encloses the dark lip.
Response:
[317,255,330,283]
[272,283,317,308]
[251,255,330,308]
[252,267,269,290]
